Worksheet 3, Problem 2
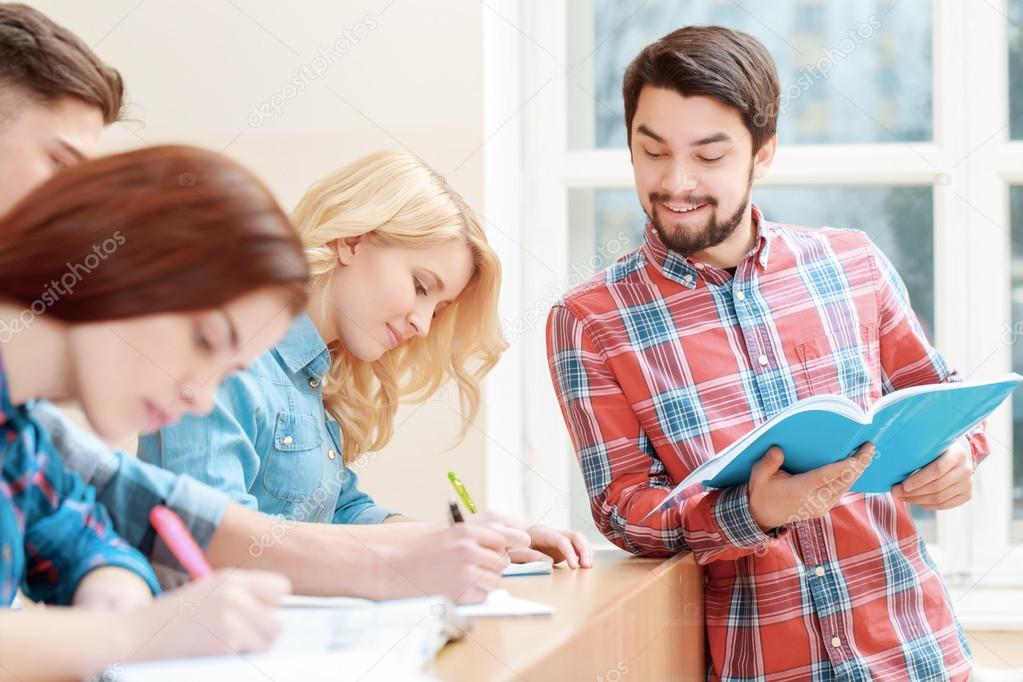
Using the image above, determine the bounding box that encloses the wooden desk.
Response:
[427,548,705,681]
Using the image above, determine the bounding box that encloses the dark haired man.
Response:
[549,26,979,680]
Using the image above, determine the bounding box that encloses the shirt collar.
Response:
[273,313,331,379]
[642,202,773,288]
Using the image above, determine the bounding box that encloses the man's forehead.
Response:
[633,87,749,146]
[31,96,104,156]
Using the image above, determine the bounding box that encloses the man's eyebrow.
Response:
[56,139,86,162]
[634,126,732,147]
[692,132,732,146]
[635,124,666,144]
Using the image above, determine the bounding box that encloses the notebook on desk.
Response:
[117,595,466,681]
[283,589,555,618]
[502,560,553,577]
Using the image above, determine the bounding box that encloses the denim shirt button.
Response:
[282,435,293,446]
[328,449,337,460]
[308,378,319,389]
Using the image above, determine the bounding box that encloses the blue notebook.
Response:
[646,373,1022,518]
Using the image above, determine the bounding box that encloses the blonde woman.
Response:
[139,150,593,572]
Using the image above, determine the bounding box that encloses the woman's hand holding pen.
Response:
[376,522,508,604]
[128,570,291,660]
[465,510,531,551]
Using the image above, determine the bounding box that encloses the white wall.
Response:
[31,0,493,522]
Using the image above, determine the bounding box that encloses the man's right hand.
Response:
[748,442,875,532]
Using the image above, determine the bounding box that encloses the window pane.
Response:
[1009,0,1023,139]
[1009,186,1023,521]
[755,186,935,334]
[567,186,936,539]
[567,0,932,149]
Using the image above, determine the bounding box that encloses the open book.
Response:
[117,595,467,681]
[645,373,1022,519]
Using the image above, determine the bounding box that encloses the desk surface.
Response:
[427,548,705,681]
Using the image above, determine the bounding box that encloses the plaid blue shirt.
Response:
[0,356,159,605]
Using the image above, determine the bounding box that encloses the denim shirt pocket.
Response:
[262,411,325,503]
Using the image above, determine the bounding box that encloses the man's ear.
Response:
[751,134,777,181]
[333,236,363,266]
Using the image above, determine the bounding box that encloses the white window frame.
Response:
[483,0,1023,589]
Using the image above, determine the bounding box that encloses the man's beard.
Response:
[646,172,753,258]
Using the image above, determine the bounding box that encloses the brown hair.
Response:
[0,3,124,124]
[0,145,309,321]
[622,25,780,153]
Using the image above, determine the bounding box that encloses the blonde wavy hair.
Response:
[293,150,507,463]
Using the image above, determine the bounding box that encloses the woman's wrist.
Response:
[72,566,154,609]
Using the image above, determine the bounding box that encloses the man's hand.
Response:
[892,441,973,510]
[749,443,875,532]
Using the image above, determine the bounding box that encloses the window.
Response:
[567,0,932,149]
[1010,186,1023,524]
[505,0,1023,584]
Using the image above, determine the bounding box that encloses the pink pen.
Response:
[149,504,212,579]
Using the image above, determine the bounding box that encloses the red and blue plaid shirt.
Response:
[0,353,158,606]
[547,204,982,681]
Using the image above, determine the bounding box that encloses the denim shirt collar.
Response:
[272,313,331,380]
[641,202,773,288]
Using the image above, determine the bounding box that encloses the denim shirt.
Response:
[138,314,391,524]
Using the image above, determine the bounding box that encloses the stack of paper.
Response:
[117,595,466,681]
[456,589,554,618]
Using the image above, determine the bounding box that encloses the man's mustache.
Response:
[649,193,718,207]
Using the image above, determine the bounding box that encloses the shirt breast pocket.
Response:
[262,411,325,503]
[794,324,877,403]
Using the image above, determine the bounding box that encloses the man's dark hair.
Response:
[0,3,124,124]
[623,25,780,152]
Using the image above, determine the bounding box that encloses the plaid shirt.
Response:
[547,205,982,681]
[0,356,159,606]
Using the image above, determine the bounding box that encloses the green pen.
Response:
[447,471,478,514]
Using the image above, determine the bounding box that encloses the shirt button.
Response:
[683,274,694,284]
[758,354,769,367]
[328,449,337,461]
[735,290,746,302]
[309,378,319,389]
[831,636,842,648]
[282,435,293,446]
[814,566,826,577]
